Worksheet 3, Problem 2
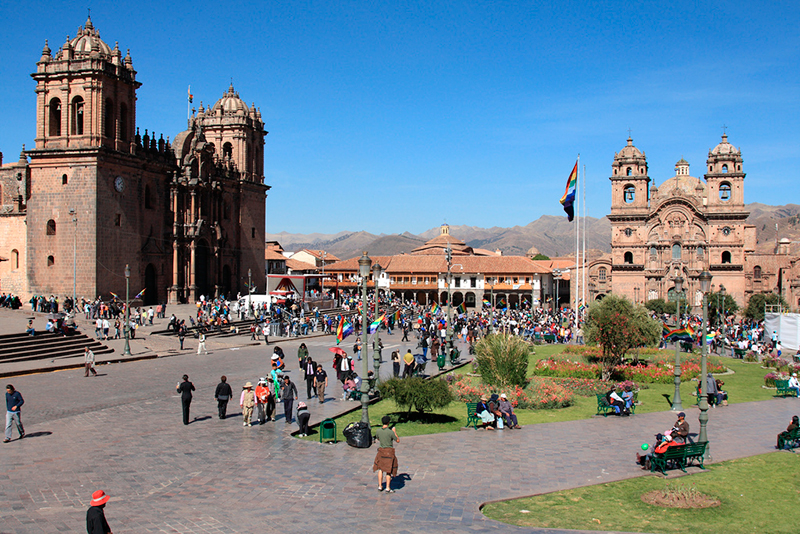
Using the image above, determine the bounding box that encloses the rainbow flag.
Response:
[560,161,578,222]
[110,292,119,300]
[483,299,491,307]
[393,310,401,323]
[133,288,146,300]
[497,298,507,309]
[457,302,466,314]
[430,303,440,315]
[665,325,695,343]
[368,314,385,334]
[336,319,354,344]
[705,331,717,345]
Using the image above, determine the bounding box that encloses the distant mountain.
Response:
[266,203,800,260]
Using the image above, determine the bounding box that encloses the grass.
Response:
[302,343,783,442]
[481,452,800,534]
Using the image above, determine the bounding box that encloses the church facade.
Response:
[0,17,269,304]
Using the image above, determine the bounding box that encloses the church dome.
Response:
[526,245,540,257]
[69,17,112,57]
[212,85,250,116]
[616,137,644,159]
[658,175,707,197]
[710,134,740,156]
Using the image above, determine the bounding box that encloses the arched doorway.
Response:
[403,290,414,303]
[416,291,427,305]
[452,292,463,307]
[465,292,476,308]
[195,239,211,298]
[222,265,232,300]
[144,264,158,305]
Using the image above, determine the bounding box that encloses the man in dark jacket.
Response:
[176,375,195,425]
[86,489,112,533]
[214,376,233,419]
[279,375,298,424]
[303,357,316,399]
[4,384,24,442]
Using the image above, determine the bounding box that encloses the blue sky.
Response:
[1,1,798,235]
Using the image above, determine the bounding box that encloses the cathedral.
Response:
[586,135,800,311]
[0,17,269,304]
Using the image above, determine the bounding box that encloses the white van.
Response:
[234,294,272,314]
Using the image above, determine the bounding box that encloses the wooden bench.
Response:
[778,427,800,450]
[650,441,708,475]
[775,379,799,398]
[466,402,480,429]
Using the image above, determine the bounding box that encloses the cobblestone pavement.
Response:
[1,310,797,533]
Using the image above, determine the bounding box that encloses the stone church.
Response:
[0,17,269,304]
[585,135,800,311]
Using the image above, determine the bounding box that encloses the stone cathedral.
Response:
[0,17,269,304]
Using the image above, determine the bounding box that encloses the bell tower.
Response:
[705,133,745,208]
[32,16,139,153]
[610,137,650,213]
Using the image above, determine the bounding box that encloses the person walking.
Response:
[86,489,113,534]
[279,375,298,424]
[240,382,255,427]
[84,347,98,377]
[4,384,24,443]
[296,401,311,436]
[178,324,186,350]
[391,350,400,378]
[176,375,195,425]
[401,322,410,342]
[373,415,400,492]
[255,379,273,423]
[303,356,316,400]
[197,332,207,355]
[214,376,232,419]
[297,343,309,369]
[314,364,328,404]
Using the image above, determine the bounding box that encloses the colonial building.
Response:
[0,17,269,304]
[584,135,800,311]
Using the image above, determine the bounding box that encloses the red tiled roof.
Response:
[300,249,341,262]
[265,249,286,261]
[286,258,317,271]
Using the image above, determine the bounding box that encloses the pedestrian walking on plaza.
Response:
[178,324,186,350]
[240,382,255,426]
[280,375,298,424]
[86,489,113,534]
[214,375,232,419]
[255,379,274,423]
[297,343,309,369]
[391,350,400,378]
[84,347,98,377]
[314,364,328,404]
[4,384,24,443]
[373,415,399,492]
[176,374,195,425]
[197,332,207,355]
[296,401,310,436]
[401,323,410,342]
[303,356,316,399]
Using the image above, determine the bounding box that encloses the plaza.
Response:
[0,307,795,533]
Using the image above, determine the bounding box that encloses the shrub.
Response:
[474,334,531,388]
[378,377,453,419]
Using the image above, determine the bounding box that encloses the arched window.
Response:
[62,174,68,185]
[722,164,728,173]
[104,98,115,139]
[49,98,62,136]
[144,185,153,209]
[624,251,633,264]
[719,182,731,201]
[722,251,732,264]
[754,266,762,279]
[46,219,56,235]
[598,268,607,281]
[71,96,84,135]
[626,167,632,176]
[47,255,55,267]
[222,142,233,160]
[697,246,704,260]
[120,103,128,141]
[11,249,19,269]
[672,243,681,260]
[623,185,635,203]
[650,246,657,260]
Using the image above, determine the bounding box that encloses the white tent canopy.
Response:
[765,313,800,352]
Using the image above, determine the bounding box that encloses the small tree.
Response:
[474,334,531,388]
[585,294,661,380]
[378,377,453,420]
[744,293,788,322]
[706,291,740,327]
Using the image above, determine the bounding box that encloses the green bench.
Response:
[596,392,637,417]
[695,386,723,406]
[778,427,800,450]
[733,347,747,359]
[775,379,799,398]
[543,334,556,343]
[466,402,480,429]
[650,441,708,475]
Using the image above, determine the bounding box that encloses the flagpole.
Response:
[582,164,587,319]
[574,155,580,339]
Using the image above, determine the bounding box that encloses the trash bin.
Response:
[437,352,446,371]
[342,421,372,448]
[319,418,337,444]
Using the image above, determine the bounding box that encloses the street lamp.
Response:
[698,270,712,448]
[123,264,131,356]
[247,268,252,319]
[719,284,726,343]
[69,208,77,309]
[445,244,453,362]
[671,274,684,411]
[321,251,326,302]
[358,252,372,424]
[372,262,382,379]
[553,269,562,323]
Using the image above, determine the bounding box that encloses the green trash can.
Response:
[437,352,446,371]
[320,418,337,444]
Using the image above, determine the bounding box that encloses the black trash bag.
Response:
[342,421,372,449]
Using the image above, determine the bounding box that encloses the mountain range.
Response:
[267,203,800,261]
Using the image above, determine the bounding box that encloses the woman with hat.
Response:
[86,489,113,534]
[475,395,495,430]
[240,382,256,427]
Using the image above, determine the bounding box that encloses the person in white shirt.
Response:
[788,373,800,397]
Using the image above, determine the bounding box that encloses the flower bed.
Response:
[533,356,726,384]
[764,371,789,387]
[447,374,575,410]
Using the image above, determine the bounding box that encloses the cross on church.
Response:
[627,128,632,138]
[722,124,728,135]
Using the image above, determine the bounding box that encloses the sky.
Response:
[1,1,798,236]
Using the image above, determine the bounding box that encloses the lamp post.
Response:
[123,264,131,356]
[698,271,712,449]
[358,252,372,424]
[553,269,562,324]
[247,268,252,319]
[69,208,77,309]
[445,244,453,360]
[321,251,326,302]
[372,262,382,379]
[719,284,726,343]
[671,274,684,411]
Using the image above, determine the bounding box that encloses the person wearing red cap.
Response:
[86,489,113,533]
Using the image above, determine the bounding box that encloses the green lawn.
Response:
[482,452,800,534]
[302,344,780,442]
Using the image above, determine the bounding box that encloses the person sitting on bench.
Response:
[605,388,627,415]
[777,415,799,449]
[475,395,496,430]
[671,412,689,444]
[498,393,521,429]
[788,374,800,397]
